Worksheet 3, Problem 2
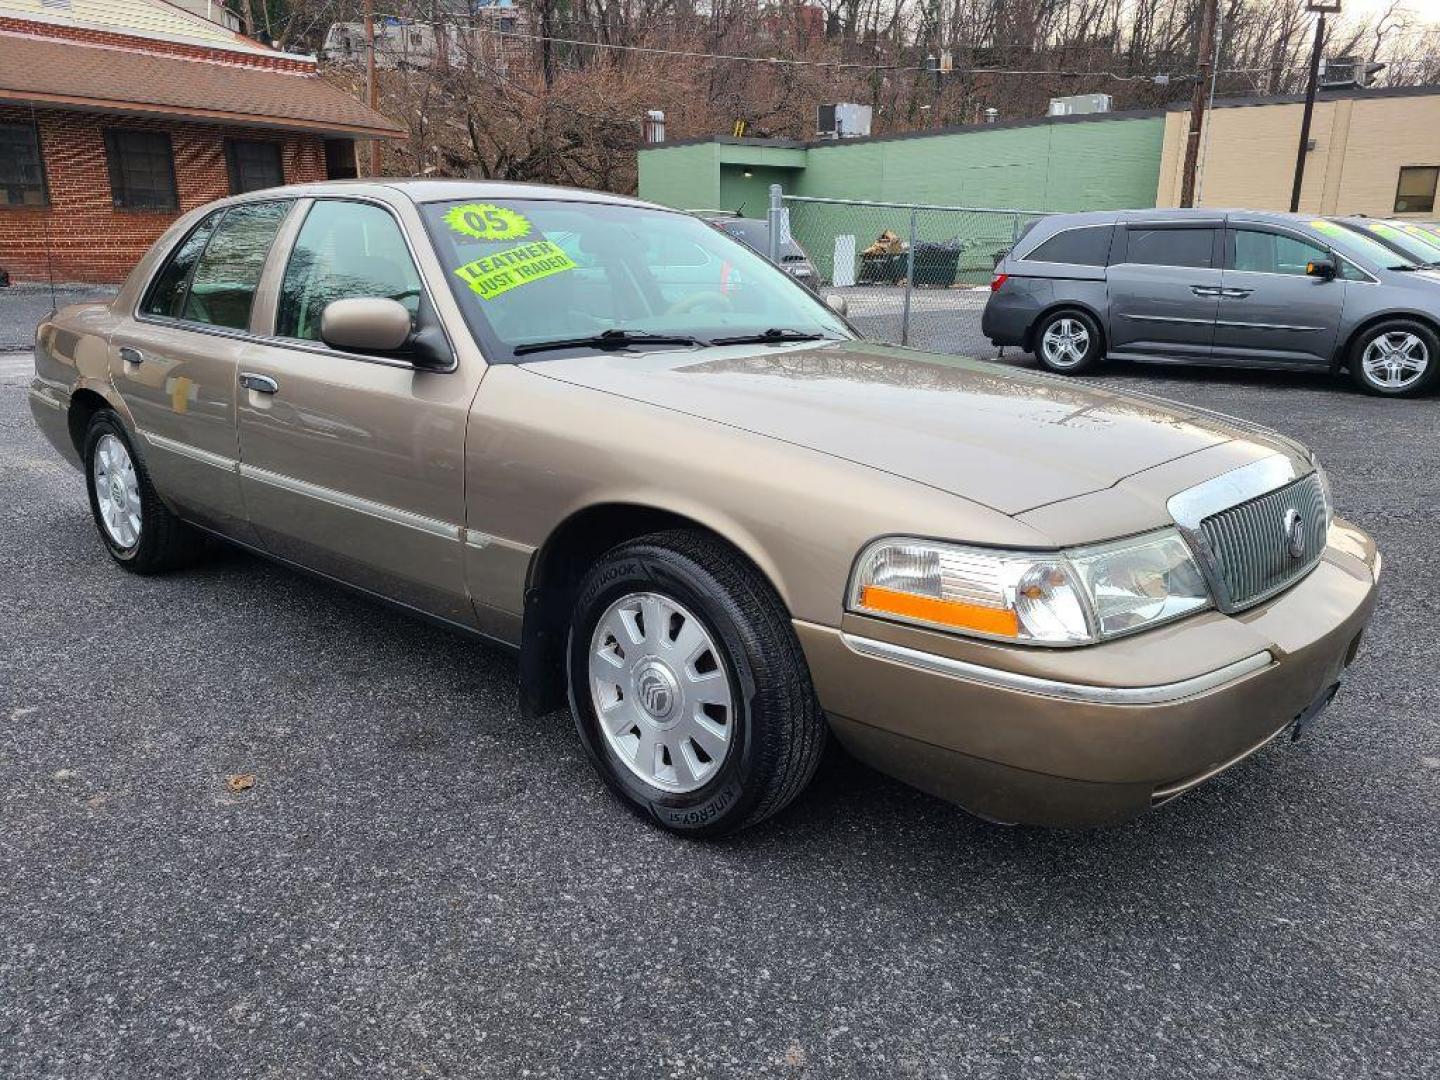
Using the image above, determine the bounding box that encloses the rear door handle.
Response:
[1190,286,1222,297]
[239,372,279,394]
[119,346,144,365]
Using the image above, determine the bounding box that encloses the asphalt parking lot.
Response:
[2,339,1437,1078]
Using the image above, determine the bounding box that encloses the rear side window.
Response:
[142,210,223,318]
[1125,227,1215,269]
[276,200,423,341]
[181,201,290,330]
[1024,226,1113,266]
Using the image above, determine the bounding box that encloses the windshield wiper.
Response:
[1387,264,1421,272]
[709,328,831,346]
[513,329,701,357]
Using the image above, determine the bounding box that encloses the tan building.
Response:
[1157,85,1440,218]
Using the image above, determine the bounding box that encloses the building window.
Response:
[103,129,178,211]
[324,139,358,180]
[1394,166,1438,214]
[225,139,284,194]
[0,122,48,207]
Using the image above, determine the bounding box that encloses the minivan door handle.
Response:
[1190,286,1222,298]
[1220,288,1253,299]
[239,372,279,395]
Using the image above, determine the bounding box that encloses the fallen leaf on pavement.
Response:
[226,773,256,792]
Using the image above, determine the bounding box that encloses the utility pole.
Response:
[365,0,379,176]
[1179,0,1218,207]
[1290,1,1339,212]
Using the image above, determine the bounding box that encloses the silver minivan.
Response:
[982,208,1440,397]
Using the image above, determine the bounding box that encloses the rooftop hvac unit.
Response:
[1047,93,1114,117]
[817,103,873,139]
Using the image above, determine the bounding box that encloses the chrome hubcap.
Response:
[588,591,734,794]
[1361,331,1428,389]
[1041,318,1090,367]
[93,433,141,549]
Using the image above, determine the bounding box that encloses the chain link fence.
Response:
[780,194,1050,356]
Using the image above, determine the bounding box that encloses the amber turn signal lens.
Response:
[858,585,1021,637]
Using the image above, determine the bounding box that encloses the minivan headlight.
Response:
[849,530,1211,646]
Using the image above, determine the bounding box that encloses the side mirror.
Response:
[320,297,412,354]
[1305,259,1337,281]
[826,293,849,318]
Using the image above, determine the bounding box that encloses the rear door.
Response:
[232,196,479,625]
[110,199,293,539]
[1106,222,1222,361]
[1213,224,1345,367]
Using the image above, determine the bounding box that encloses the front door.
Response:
[1213,225,1346,367]
[233,197,480,626]
[1106,223,1222,362]
[110,199,293,538]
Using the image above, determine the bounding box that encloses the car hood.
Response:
[527,340,1296,516]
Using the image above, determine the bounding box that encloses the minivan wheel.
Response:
[1349,320,1439,397]
[83,410,203,573]
[1034,309,1103,374]
[566,530,826,837]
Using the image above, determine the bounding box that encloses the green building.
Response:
[637,108,1168,215]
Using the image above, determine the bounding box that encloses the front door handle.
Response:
[119,346,144,365]
[1190,285,1222,297]
[1220,288,1253,299]
[239,372,279,395]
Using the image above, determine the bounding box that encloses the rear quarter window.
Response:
[1023,225,1114,266]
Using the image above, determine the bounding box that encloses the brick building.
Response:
[0,0,404,284]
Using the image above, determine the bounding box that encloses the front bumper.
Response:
[796,519,1380,826]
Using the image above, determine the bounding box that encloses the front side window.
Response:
[276,200,423,341]
[181,201,290,329]
[104,129,178,211]
[1395,166,1438,214]
[1124,227,1215,269]
[1025,225,1113,266]
[422,199,851,361]
[1230,229,1326,276]
[226,140,284,194]
[141,210,224,318]
[0,123,47,207]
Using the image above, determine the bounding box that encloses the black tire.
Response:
[1347,319,1440,397]
[566,530,826,837]
[83,410,203,573]
[1033,308,1104,375]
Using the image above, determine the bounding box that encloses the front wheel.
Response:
[1034,309,1103,374]
[1349,320,1438,397]
[566,531,826,837]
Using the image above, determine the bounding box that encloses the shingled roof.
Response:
[0,30,406,138]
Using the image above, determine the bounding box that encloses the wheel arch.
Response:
[1332,309,1440,373]
[1024,300,1109,356]
[516,500,790,721]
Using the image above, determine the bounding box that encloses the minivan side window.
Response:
[141,210,224,319]
[1232,229,1327,276]
[1125,227,1215,269]
[276,200,424,341]
[1025,226,1113,266]
[181,201,290,330]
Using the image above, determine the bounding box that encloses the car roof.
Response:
[211,178,664,210]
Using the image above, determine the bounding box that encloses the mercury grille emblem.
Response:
[1282,508,1306,560]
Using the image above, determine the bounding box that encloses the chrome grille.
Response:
[1199,473,1327,611]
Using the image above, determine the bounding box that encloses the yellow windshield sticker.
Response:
[444,202,532,242]
[454,240,577,300]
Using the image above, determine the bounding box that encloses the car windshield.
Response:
[422,199,849,361]
[1314,218,1424,268]
[1367,219,1440,263]
[712,218,807,259]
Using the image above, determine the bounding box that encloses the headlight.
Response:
[849,530,1211,646]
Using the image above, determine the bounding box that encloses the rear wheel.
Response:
[1349,320,1438,397]
[83,411,203,573]
[566,530,826,836]
[1034,309,1103,374]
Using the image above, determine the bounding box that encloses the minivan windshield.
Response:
[1340,218,1440,265]
[422,199,850,361]
[1313,218,1424,269]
